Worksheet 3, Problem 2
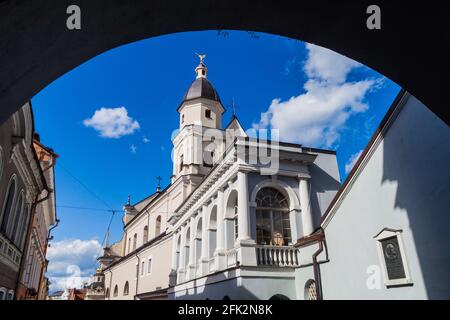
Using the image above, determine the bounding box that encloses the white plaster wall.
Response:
[299,95,450,299]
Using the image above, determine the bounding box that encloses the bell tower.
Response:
[172,54,226,184]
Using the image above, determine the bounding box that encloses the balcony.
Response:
[255,245,300,267]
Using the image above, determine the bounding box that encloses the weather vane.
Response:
[195,52,206,64]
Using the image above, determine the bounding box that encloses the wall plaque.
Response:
[380,236,406,280]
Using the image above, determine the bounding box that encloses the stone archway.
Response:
[0,1,448,126]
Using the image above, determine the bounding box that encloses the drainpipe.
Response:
[108,269,113,300]
[134,252,141,300]
[311,238,324,300]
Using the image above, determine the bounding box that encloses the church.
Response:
[99,56,450,300]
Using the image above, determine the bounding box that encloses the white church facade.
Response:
[99,57,450,300]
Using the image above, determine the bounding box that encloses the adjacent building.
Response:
[15,138,58,300]
[294,91,450,299]
[0,102,58,300]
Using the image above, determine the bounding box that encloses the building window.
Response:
[133,233,137,251]
[233,206,238,240]
[0,147,3,181]
[10,191,24,243]
[105,288,110,298]
[305,279,317,300]
[205,109,212,119]
[255,187,291,246]
[123,282,129,296]
[143,226,148,244]
[374,228,413,287]
[179,154,184,173]
[141,261,145,276]
[155,215,162,236]
[113,285,118,297]
[128,238,131,253]
[181,114,185,124]
[1,176,16,235]
[148,258,152,274]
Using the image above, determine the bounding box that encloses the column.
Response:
[187,217,196,279]
[179,225,186,268]
[215,188,225,252]
[236,170,257,267]
[299,178,314,236]
[237,171,251,242]
[201,205,208,258]
[178,224,186,283]
[170,231,178,270]
[214,188,226,270]
[199,206,209,274]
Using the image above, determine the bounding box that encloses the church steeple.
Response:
[172,55,226,184]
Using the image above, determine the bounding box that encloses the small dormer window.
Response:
[205,109,212,119]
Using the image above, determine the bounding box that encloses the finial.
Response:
[127,195,131,206]
[195,53,208,79]
[156,176,162,193]
[196,53,206,65]
[229,98,240,117]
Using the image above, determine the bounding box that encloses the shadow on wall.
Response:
[171,272,291,300]
[310,164,341,228]
[381,95,450,299]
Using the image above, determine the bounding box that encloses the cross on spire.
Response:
[156,176,162,193]
[229,98,240,117]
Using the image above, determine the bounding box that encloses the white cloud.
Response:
[345,150,363,174]
[46,239,102,292]
[254,43,380,148]
[142,136,150,143]
[83,107,140,138]
[130,144,137,154]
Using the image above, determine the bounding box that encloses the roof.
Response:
[177,77,221,111]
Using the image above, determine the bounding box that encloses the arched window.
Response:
[113,285,118,297]
[176,235,181,270]
[225,190,238,249]
[208,207,217,257]
[16,204,30,249]
[195,217,203,261]
[184,227,191,267]
[233,205,238,240]
[1,177,16,235]
[123,281,129,296]
[133,233,137,251]
[0,147,4,181]
[143,226,148,244]
[305,279,317,300]
[255,187,291,246]
[155,216,161,236]
[10,191,24,242]
[105,288,110,299]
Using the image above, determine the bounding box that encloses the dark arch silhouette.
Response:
[269,294,290,300]
[0,1,448,126]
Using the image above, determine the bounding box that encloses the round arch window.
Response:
[305,279,317,300]
[255,187,291,246]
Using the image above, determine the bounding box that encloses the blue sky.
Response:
[32,30,400,290]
